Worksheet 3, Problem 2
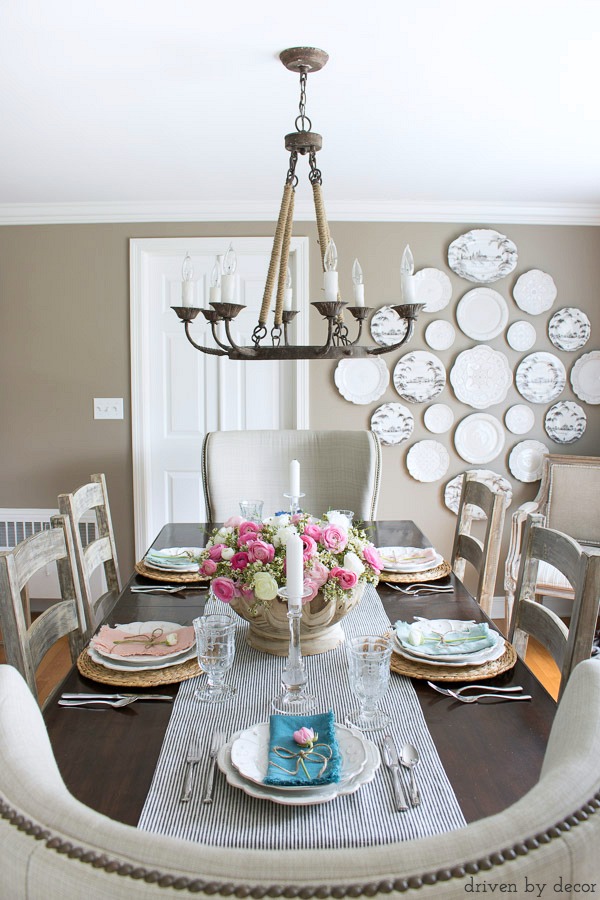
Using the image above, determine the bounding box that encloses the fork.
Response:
[427,682,524,697]
[388,584,454,595]
[58,695,141,709]
[426,683,532,703]
[202,730,226,804]
[130,585,207,594]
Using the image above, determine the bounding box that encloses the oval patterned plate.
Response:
[370,402,414,446]
[449,346,512,409]
[515,352,566,404]
[448,229,518,284]
[393,350,446,404]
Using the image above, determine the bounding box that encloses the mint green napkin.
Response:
[263,711,341,787]
[395,620,497,656]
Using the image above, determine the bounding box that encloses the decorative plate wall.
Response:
[515,352,566,404]
[548,307,591,352]
[447,229,518,284]
[406,440,450,482]
[370,306,409,347]
[505,404,535,435]
[571,351,600,404]
[513,270,557,315]
[449,346,513,409]
[413,268,452,312]
[423,403,455,434]
[334,358,389,405]
[393,351,446,404]
[544,401,586,444]
[370,403,414,446]
[456,288,509,341]
[454,414,505,464]
[508,440,550,483]
[444,469,513,519]
[506,321,537,352]
[425,320,456,351]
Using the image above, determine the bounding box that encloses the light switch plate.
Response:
[94,398,124,420]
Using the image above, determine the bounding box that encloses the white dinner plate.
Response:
[505,404,535,435]
[230,722,368,791]
[334,358,389,404]
[90,621,195,665]
[144,547,203,573]
[515,352,566,404]
[423,403,454,434]
[393,351,446,404]
[570,351,600,404]
[444,470,512,518]
[370,402,414,446]
[87,643,197,672]
[406,440,450,483]
[425,320,456,351]
[513,269,557,315]
[544,401,586,444]
[449,346,512,410]
[413,268,452,312]
[508,440,549,482]
[370,306,409,347]
[448,229,518,284]
[456,288,508,341]
[506,321,537,352]
[393,635,506,667]
[548,308,591,352]
[395,619,501,662]
[377,546,443,573]
[454,414,505,464]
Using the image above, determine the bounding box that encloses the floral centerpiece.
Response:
[196,512,383,656]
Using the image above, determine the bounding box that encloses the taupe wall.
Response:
[1,220,598,598]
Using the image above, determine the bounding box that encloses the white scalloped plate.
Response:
[406,440,450,482]
[449,346,512,409]
[454,414,505,465]
[456,288,509,341]
[413,268,452,311]
[513,270,557,315]
[508,440,550,482]
[334,358,389,405]
[570,351,600,404]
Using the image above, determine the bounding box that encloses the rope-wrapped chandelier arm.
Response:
[311,181,331,271]
[273,188,295,327]
[259,181,294,326]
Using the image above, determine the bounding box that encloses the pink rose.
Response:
[246,539,275,564]
[201,558,217,576]
[231,551,250,570]
[211,576,237,603]
[322,524,348,552]
[208,543,226,561]
[224,515,244,527]
[363,544,384,571]
[329,566,358,590]
[290,514,303,525]
[306,559,329,588]
[293,726,316,746]
[300,533,317,560]
[303,522,323,543]
[302,578,319,603]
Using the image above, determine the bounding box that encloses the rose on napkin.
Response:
[91,624,195,658]
[263,711,341,787]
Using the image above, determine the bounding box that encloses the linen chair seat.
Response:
[1,659,600,897]
[202,430,382,522]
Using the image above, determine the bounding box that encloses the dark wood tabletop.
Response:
[43,521,557,829]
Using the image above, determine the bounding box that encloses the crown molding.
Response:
[0,199,599,226]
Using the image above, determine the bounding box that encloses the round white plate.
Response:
[218,732,380,806]
[377,547,444,573]
[395,619,501,662]
[456,288,508,341]
[406,440,450,482]
[393,351,446,403]
[424,403,454,434]
[444,469,513,518]
[369,306,409,347]
[230,723,368,790]
[454,414,505,464]
[513,270,557,315]
[413,268,452,312]
[87,644,197,673]
[425,319,456,351]
[548,307,591,352]
[334,358,389,405]
[394,636,506,667]
[570,351,600,404]
[505,404,535,435]
[448,229,518,284]
[370,402,414,446]
[506,321,537,352]
[515,352,566,404]
[144,547,203,573]
[544,401,587,444]
[449,346,513,409]
[90,621,194,665]
[508,440,550,482]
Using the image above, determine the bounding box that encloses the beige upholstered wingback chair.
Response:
[504,454,600,621]
[202,430,382,522]
[1,659,600,897]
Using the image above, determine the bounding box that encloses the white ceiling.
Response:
[2,0,600,223]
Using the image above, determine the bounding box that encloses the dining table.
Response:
[43,520,557,834]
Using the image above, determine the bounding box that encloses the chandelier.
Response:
[171,47,424,360]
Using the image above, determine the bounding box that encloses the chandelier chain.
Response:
[286,151,298,187]
[308,151,322,186]
[294,70,312,133]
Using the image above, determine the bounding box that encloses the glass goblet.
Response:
[345,634,392,731]
[193,613,236,702]
[239,499,264,523]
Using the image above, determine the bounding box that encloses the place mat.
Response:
[378,559,452,583]
[77,649,202,687]
[390,642,517,682]
[135,560,209,584]
[138,587,466,850]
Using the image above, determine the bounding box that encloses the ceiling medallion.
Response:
[171,48,423,360]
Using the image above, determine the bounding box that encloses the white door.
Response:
[130,237,309,556]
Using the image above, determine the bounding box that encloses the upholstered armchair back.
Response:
[545,459,600,546]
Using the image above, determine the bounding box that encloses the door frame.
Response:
[130,236,310,557]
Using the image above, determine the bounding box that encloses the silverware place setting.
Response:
[387,583,454,596]
[427,682,532,703]
[180,729,226,804]
[130,585,208,594]
[59,693,174,709]
[382,735,409,811]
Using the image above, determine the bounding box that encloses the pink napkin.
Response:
[91,625,195,658]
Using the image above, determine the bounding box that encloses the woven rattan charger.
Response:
[134,560,210,584]
[378,559,452,584]
[77,649,201,688]
[390,642,517,682]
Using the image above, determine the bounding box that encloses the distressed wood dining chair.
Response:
[509,513,600,701]
[58,473,121,639]
[0,515,87,708]
[450,471,507,617]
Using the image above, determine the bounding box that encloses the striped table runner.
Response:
[138,587,466,849]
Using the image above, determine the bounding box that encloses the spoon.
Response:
[400,743,421,806]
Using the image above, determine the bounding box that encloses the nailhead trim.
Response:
[0,790,599,895]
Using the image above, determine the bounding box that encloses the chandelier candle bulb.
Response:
[209,259,222,305]
[285,533,304,612]
[400,244,416,304]
[181,252,194,307]
[352,258,365,306]
[221,244,237,303]
[323,239,339,302]
[284,266,293,311]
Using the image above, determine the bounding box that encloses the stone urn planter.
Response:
[228,580,367,656]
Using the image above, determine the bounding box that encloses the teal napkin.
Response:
[263,711,341,787]
[395,620,497,656]
[145,548,198,568]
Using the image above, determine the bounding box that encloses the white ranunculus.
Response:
[343,551,365,577]
[221,547,234,560]
[214,526,233,543]
[325,511,351,530]
[253,571,279,601]
[263,514,285,528]
[273,523,298,548]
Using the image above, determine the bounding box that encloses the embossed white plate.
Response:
[544,401,587,444]
[425,319,456,351]
[424,403,455,434]
[413,268,453,311]
[508,440,550,482]
[370,402,414,446]
[505,404,535,435]
[515,352,566,404]
[406,440,450,482]
[448,229,518,284]
[449,346,512,409]
[370,306,409,347]
[548,307,591,352]
[393,351,446,403]
[571,351,600,404]
[444,469,512,519]
[513,270,557,315]
[506,321,537,352]
[456,288,509,341]
[454,414,505,464]
[334,358,389,404]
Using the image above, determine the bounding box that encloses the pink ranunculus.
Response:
[307,559,329,588]
[200,558,217,576]
[238,583,255,601]
[302,578,319,603]
[239,521,261,538]
[224,515,244,527]
[211,576,237,603]
[246,539,275,564]
[208,543,226,561]
[231,551,250,570]
[290,514,303,525]
[363,544,384,571]
[329,566,358,590]
[300,533,317,560]
[303,522,323,543]
[322,524,348,552]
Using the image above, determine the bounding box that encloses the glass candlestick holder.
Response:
[283,492,305,516]
[271,586,318,715]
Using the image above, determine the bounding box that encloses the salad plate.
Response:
[334,358,389,404]
[448,229,517,284]
[548,307,591,352]
[393,350,446,403]
[456,288,508,341]
[406,440,450,482]
[87,644,197,673]
[513,270,557,315]
[394,618,500,661]
[506,321,537,352]
[144,547,203,573]
[370,402,414,446]
[508,440,549,482]
[544,401,586,444]
[454,414,505,464]
[423,403,454,434]
[505,404,535,435]
[413,267,452,311]
[449,346,512,409]
[393,635,506,667]
[570,351,600,404]
[425,319,456,351]
[444,469,513,518]
[90,621,195,665]
[377,546,443,573]
[515,352,566,404]
[369,306,409,347]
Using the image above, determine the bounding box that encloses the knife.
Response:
[180,738,203,803]
[382,736,409,811]
[61,693,173,701]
